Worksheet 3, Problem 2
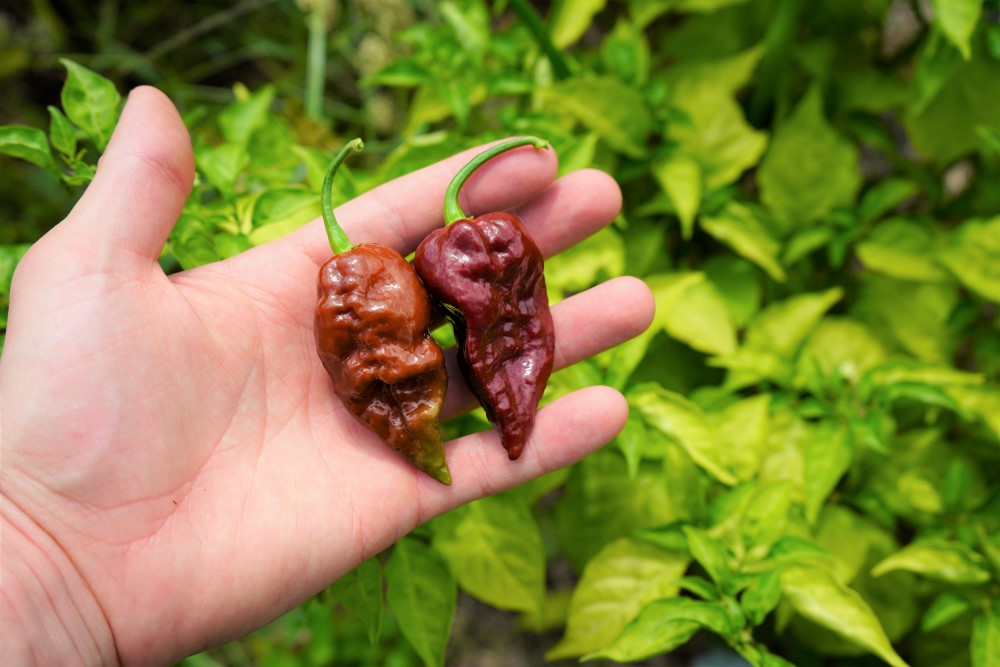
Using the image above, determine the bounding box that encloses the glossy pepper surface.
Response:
[314,140,451,484]
[414,137,554,460]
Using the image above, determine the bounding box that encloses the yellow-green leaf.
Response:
[629,383,738,485]
[758,86,860,230]
[871,539,992,584]
[780,563,910,667]
[931,0,983,60]
[653,153,701,239]
[547,538,689,659]
[701,201,786,282]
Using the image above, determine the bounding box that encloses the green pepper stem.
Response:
[322,138,364,254]
[443,137,550,225]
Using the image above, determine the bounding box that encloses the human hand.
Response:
[0,87,653,665]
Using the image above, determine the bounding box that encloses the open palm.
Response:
[0,88,653,665]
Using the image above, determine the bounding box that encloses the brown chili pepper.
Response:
[413,137,554,460]
[314,140,451,484]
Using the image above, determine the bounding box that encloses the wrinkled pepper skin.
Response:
[315,243,451,484]
[414,211,555,460]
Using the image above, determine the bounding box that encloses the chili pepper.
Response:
[314,139,451,484]
[413,137,554,461]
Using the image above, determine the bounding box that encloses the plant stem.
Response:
[305,0,328,120]
[444,137,550,225]
[322,139,364,254]
[507,0,571,80]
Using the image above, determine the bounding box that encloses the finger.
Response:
[281,138,558,264]
[515,169,622,258]
[441,276,654,417]
[418,386,629,520]
[63,86,195,267]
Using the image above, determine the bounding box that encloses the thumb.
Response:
[65,86,194,266]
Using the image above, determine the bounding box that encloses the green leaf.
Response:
[547,538,689,659]
[663,441,711,523]
[931,0,982,60]
[385,538,456,667]
[921,593,973,632]
[554,132,599,177]
[196,142,248,197]
[857,178,918,223]
[745,287,844,358]
[740,481,793,555]
[854,277,959,364]
[863,359,983,393]
[212,233,251,259]
[906,36,1000,162]
[675,575,719,601]
[664,43,764,94]
[59,59,121,152]
[601,19,651,85]
[972,609,1000,667]
[169,213,220,269]
[712,394,770,482]
[218,85,275,147]
[856,218,951,282]
[653,153,701,239]
[440,1,488,57]
[616,409,648,479]
[327,558,383,646]
[541,76,651,157]
[663,277,738,356]
[703,256,761,327]
[629,383,738,485]
[938,216,1000,302]
[585,597,735,662]
[554,449,676,569]
[700,201,786,282]
[741,568,782,626]
[803,425,853,524]
[668,84,767,190]
[645,272,706,330]
[47,106,77,159]
[0,244,31,305]
[780,563,910,667]
[550,0,606,48]
[946,385,1000,442]
[545,227,625,297]
[248,188,321,245]
[871,539,992,584]
[440,78,471,128]
[758,86,861,229]
[796,317,888,386]
[362,59,431,87]
[683,526,730,584]
[432,494,545,617]
[0,125,56,171]
[672,0,752,13]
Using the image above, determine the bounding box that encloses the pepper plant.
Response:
[2,0,1000,666]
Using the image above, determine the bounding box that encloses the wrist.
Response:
[1,493,119,666]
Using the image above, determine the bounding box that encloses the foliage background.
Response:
[2,1,1000,666]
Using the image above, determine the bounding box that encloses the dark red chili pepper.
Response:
[314,140,451,484]
[413,137,554,460]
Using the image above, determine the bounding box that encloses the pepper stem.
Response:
[443,137,550,225]
[322,138,364,254]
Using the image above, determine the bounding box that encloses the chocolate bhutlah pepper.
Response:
[414,137,555,460]
[314,140,451,484]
